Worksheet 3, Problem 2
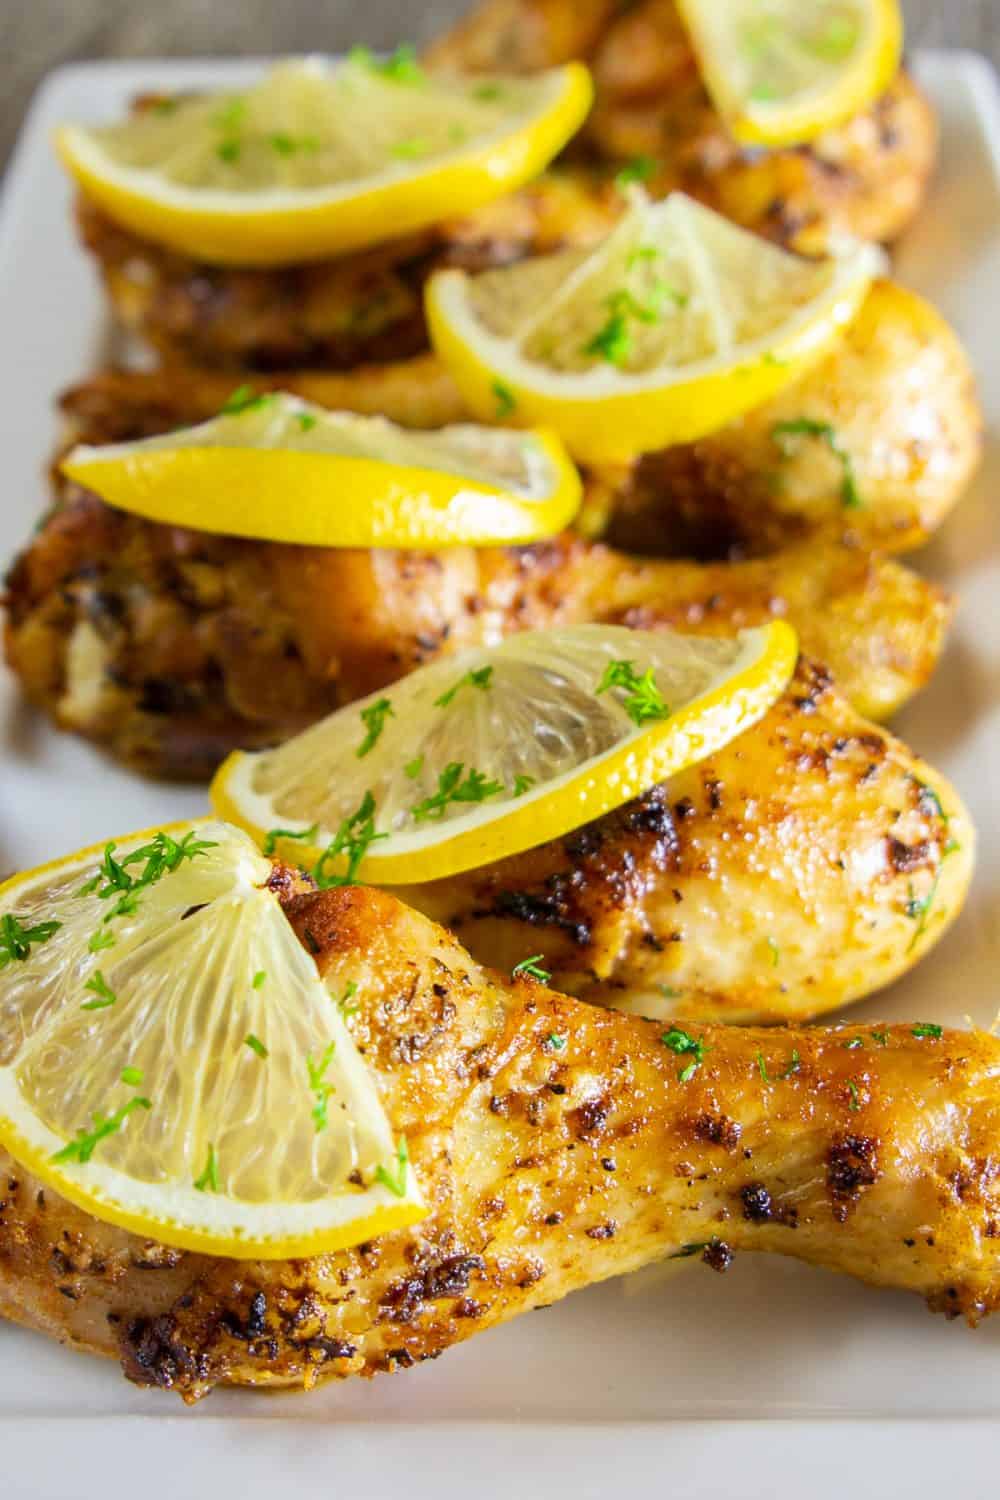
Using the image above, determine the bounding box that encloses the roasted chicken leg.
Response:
[0,882,996,1402]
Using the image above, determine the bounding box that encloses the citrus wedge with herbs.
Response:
[211,620,798,885]
[425,190,883,464]
[58,392,582,549]
[0,821,423,1257]
[676,0,903,146]
[54,54,593,267]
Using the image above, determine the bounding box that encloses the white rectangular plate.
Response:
[0,50,999,1499]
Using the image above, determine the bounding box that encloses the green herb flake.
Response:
[492,379,517,418]
[297,412,318,432]
[262,823,319,857]
[391,136,430,159]
[911,1023,943,1040]
[473,82,505,101]
[596,658,670,726]
[659,985,682,999]
[81,831,217,946]
[336,980,360,1017]
[615,154,657,188]
[411,763,503,823]
[351,42,425,86]
[842,1036,864,1051]
[511,954,551,984]
[313,792,388,887]
[88,929,116,954]
[661,1027,710,1082]
[244,1034,269,1059]
[357,696,395,757]
[219,384,276,417]
[193,1144,220,1193]
[52,1095,151,1166]
[434,665,493,708]
[847,1080,861,1111]
[307,1041,337,1132]
[252,970,267,990]
[904,869,943,953]
[216,139,241,164]
[405,755,425,780]
[546,1032,567,1051]
[772,418,862,509]
[375,1136,409,1197]
[779,1049,800,1080]
[871,1029,890,1046]
[756,1051,771,1084]
[0,913,61,968]
[584,308,632,367]
[81,970,117,1011]
[212,96,247,131]
[512,773,535,797]
[766,935,780,967]
[120,1066,144,1087]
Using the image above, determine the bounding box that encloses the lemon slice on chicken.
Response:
[0,821,423,1257]
[54,55,593,266]
[59,394,582,548]
[676,0,903,146]
[425,191,882,463]
[212,621,798,885]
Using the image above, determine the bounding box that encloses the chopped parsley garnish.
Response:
[79,831,216,943]
[492,379,517,418]
[669,1241,712,1260]
[297,411,318,432]
[212,96,247,131]
[219,384,274,417]
[766,936,780,967]
[772,418,862,509]
[871,1029,890,1046]
[349,43,425,86]
[262,823,319,857]
[0,913,61,968]
[411,763,503,823]
[120,1066,144,1087]
[313,792,387,886]
[472,82,504,101]
[434,665,493,708]
[546,1032,567,1051]
[336,980,360,1017]
[375,1137,409,1197]
[911,1022,943,1040]
[847,1080,861,1111]
[659,985,682,999]
[596,659,670,726]
[52,1095,151,1165]
[512,773,535,797]
[252,970,267,990]
[391,136,430,159]
[842,1037,864,1051]
[307,1042,337,1132]
[357,696,395,757]
[217,139,241,163]
[81,970,117,1011]
[269,131,319,155]
[511,955,551,984]
[585,308,632,367]
[661,1027,710,1082]
[756,1051,770,1083]
[615,155,657,188]
[904,870,943,953]
[779,1049,800,1080]
[244,1034,269,1059]
[88,928,115,953]
[193,1144,220,1193]
[405,755,424,780]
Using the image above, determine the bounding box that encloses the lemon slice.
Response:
[425,191,882,464]
[212,621,798,885]
[676,0,903,146]
[0,821,424,1257]
[59,393,582,549]
[54,56,593,267]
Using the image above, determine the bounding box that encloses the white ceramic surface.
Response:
[0,50,998,1498]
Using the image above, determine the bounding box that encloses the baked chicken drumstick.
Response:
[1,881,995,1402]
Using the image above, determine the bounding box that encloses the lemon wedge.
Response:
[54,56,593,266]
[676,0,903,146]
[425,190,882,464]
[59,393,582,549]
[0,821,424,1257]
[211,621,798,885]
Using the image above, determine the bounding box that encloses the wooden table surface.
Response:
[2,0,998,172]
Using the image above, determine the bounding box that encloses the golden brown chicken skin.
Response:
[0,883,996,1402]
[4,486,950,777]
[403,657,972,1022]
[430,0,938,254]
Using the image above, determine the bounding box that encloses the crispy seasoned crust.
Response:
[0,884,997,1402]
[3,480,951,777]
[404,656,973,1021]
